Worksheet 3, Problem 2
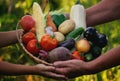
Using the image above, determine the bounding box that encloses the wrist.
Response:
[19,65,39,75]
[77,61,96,75]
[28,65,40,75]
[84,61,99,75]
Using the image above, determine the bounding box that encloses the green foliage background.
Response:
[0,0,120,81]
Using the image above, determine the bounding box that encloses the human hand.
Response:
[34,64,67,80]
[54,59,89,79]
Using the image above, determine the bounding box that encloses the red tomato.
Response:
[22,32,36,45]
[71,51,85,61]
[29,27,36,34]
[40,34,58,51]
[20,15,35,32]
[26,39,40,55]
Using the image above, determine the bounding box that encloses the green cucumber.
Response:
[66,27,84,40]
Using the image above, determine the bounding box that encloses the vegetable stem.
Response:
[75,0,81,4]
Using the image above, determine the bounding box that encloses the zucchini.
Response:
[90,45,102,58]
[70,0,86,29]
[32,2,46,42]
[58,38,75,50]
[84,52,93,61]
[66,27,84,40]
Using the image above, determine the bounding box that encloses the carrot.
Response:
[0,57,2,61]
[46,13,57,32]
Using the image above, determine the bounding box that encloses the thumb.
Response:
[44,65,56,71]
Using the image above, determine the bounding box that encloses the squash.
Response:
[70,0,86,29]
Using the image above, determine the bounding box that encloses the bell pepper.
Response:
[40,34,58,51]
[71,51,85,61]
[51,14,66,28]
[26,39,40,55]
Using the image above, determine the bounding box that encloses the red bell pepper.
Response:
[40,34,58,51]
[71,51,85,61]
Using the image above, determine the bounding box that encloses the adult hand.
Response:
[54,59,89,79]
[34,64,67,80]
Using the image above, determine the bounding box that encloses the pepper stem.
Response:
[75,0,81,4]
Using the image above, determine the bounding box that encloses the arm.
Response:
[86,45,120,74]
[0,61,66,79]
[64,0,120,26]
[54,45,120,78]
[86,0,120,26]
[53,0,120,79]
[0,30,67,80]
[0,29,23,48]
[0,61,37,75]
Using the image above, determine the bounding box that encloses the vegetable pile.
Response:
[19,2,108,63]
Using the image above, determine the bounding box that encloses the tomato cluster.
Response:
[20,15,40,55]
[20,15,58,58]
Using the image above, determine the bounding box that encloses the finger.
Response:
[41,71,68,80]
[54,68,68,75]
[36,64,55,72]
[44,66,56,72]
[53,61,69,68]
[54,68,77,79]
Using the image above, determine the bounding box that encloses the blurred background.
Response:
[0,0,120,81]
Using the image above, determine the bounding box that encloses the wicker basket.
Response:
[16,22,52,66]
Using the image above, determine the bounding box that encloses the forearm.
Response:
[86,0,120,26]
[0,29,23,48]
[86,45,120,74]
[0,61,36,75]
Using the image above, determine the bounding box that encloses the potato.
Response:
[54,32,65,42]
[47,47,71,63]
[58,20,75,35]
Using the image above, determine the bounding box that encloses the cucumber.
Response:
[66,27,84,40]
[32,2,46,42]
